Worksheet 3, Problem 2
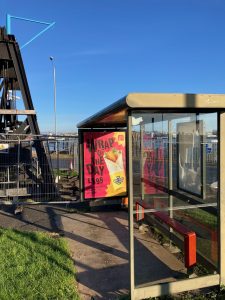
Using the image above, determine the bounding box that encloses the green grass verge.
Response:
[0,228,80,300]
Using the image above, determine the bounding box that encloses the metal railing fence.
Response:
[0,134,78,203]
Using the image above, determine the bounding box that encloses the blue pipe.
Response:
[5,14,55,49]
[9,15,54,26]
[20,22,55,49]
[6,14,11,34]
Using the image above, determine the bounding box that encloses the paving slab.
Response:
[60,210,185,300]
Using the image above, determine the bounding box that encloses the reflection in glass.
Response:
[177,120,202,196]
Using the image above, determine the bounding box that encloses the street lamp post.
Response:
[50,56,59,182]
[49,56,57,137]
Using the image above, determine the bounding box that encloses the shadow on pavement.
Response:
[0,205,185,299]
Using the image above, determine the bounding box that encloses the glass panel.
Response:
[131,111,218,288]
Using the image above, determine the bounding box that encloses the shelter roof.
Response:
[77,93,225,128]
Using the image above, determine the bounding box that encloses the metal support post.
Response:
[220,112,225,285]
[57,138,59,182]
[17,136,20,201]
[128,113,135,299]
[140,124,144,200]
[168,120,173,218]
[78,130,84,201]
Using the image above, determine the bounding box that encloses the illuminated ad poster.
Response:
[83,131,127,199]
[143,134,165,194]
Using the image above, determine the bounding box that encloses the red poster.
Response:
[83,131,126,199]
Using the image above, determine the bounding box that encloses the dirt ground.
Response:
[0,205,185,300]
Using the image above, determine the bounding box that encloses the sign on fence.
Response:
[0,143,9,153]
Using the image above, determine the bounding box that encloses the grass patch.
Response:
[0,228,79,300]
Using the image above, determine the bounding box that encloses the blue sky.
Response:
[1,0,225,132]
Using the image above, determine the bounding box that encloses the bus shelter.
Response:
[77,93,225,299]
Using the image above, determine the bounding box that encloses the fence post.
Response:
[16,136,20,201]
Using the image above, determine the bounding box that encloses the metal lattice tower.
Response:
[0,27,57,200]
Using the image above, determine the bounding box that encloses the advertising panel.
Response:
[83,131,126,199]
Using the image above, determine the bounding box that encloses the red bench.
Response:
[136,200,196,269]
